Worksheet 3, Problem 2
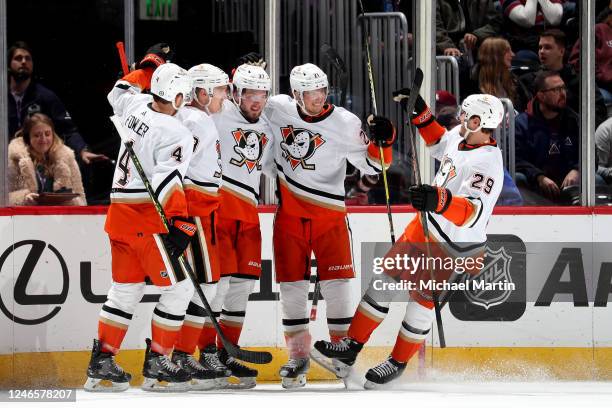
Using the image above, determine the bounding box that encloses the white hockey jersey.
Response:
[105,81,193,235]
[424,125,503,253]
[212,99,274,224]
[265,94,391,219]
[176,106,222,217]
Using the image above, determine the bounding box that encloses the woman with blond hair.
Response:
[467,37,529,112]
[8,113,86,206]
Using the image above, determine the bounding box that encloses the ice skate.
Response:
[141,338,191,392]
[311,337,363,378]
[363,356,406,389]
[217,347,258,389]
[199,344,232,387]
[172,349,216,391]
[279,357,309,389]
[83,339,131,392]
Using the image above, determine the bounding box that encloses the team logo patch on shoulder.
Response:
[280,125,325,170]
[230,128,269,173]
[433,155,457,188]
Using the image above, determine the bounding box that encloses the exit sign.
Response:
[139,0,178,21]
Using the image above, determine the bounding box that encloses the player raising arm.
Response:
[85,62,195,392]
[312,93,505,389]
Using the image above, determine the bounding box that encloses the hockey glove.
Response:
[408,184,452,214]
[138,42,174,69]
[163,217,197,259]
[237,52,267,69]
[367,115,396,147]
[392,88,433,128]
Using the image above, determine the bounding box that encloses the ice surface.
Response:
[29,381,612,408]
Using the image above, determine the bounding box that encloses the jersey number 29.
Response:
[471,172,494,194]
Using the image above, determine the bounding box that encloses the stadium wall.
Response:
[1,206,611,387]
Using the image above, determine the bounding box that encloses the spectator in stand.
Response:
[515,71,580,204]
[436,0,503,57]
[7,41,108,164]
[466,37,530,112]
[500,0,565,61]
[8,113,86,206]
[596,116,612,184]
[569,8,612,104]
[435,90,461,129]
[520,29,608,126]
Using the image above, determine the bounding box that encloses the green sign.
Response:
[140,0,178,21]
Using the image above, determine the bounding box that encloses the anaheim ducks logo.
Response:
[433,155,457,188]
[280,126,325,170]
[230,128,269,173]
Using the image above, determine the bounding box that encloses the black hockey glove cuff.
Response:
[237,52,267,69]
[138,42,174,69]
[392,88,434,128]
[408,185,452,214]
[367,115,396,147]
[163,217,197,258]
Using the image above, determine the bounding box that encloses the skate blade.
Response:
[83,377,130,392]
[189,378,217,391]
[364,380,384,390]
[215,376,230,388]
[309,349,351,379]
[281,374,306,389]
[141,378,190,392]
[219,377,256,390]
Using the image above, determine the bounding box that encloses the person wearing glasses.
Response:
[515,70,581,204]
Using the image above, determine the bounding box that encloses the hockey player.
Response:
[171,64,231,390]
[312,93,505,389]
[196,64,274,389]
[264,63,396,388]
[85,62,196,392]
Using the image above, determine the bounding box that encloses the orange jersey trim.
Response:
[278,180,346,219]
[105,188,187,235]
[367,143,392,168]
[418,120,446,146]
[442,196,476,227]
[218,188,259,223]
[122,68,154,91]
[185,187,220,217]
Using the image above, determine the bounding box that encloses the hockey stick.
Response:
[357,0,396,244]
[110,115,272,364]
[116,42,130,76]
[393,68,446,348]
[320,44,349,107]
[309,275,321,321]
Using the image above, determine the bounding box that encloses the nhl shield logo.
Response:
[464,247,513,309]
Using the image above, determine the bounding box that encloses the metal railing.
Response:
[356,12,412,159]
[435,56,460,103]
[495,98,516,179]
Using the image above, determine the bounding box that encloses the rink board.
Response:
[1,207,612,387]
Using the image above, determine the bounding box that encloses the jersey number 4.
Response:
[471,173,494,194]
[117,149,131,186]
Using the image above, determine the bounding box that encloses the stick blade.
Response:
[413,67,424,89]
[225,342,273,364]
